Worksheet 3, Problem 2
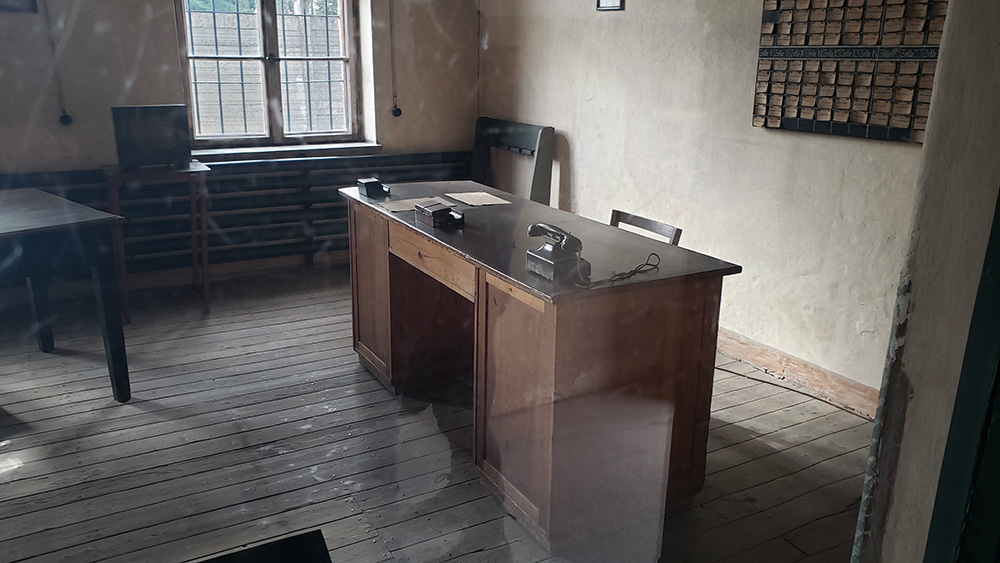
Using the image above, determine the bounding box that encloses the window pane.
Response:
[281,60,349,134]
[185,0,261,57]
[190,59,267,137]
[276,0,344,58]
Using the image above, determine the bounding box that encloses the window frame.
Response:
[173,0,363,148]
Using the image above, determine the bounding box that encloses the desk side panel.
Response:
[546,278,713,561]
[477,276,556,544]
[348,201,391,383]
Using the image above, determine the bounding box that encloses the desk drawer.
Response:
[389,222,476,301]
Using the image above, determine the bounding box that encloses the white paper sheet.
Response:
[445,191,511,206]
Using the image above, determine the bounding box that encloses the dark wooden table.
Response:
[0,188,131,403]
[342,180,741,560]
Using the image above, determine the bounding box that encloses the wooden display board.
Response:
[754,0,947,142]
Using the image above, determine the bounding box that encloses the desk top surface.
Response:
[341,181,741,302]
[0,188,122,239]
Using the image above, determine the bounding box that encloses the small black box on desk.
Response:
[415,201,464,229]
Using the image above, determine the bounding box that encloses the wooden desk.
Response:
[104,161,212,318]
[341,181,741,560]
[0,189,131,403]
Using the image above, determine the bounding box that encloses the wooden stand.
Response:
[104,161,212,318]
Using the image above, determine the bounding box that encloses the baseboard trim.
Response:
[717,327,878,420]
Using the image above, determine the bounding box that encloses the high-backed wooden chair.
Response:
[471,117,555,205]
[610,209,683,246]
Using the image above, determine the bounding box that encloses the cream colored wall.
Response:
[877,0,1000,559]
[0,1,184,172]
[0,0,479,174]
[365,0,479,152]
[478,0,923,388]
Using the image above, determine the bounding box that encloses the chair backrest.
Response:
[610,209,682,246]
[471,117,555,206]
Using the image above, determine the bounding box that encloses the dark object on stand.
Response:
[525,222,590,282]
[112,105,191,170]
[415,201,464,229]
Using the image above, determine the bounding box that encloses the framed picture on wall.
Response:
[0,0,37,12]
[597,0,624,11]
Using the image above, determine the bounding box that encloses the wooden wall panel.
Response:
[0,151,471,281]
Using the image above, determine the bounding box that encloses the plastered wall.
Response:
[0,0,479,173]
[365,0,478,152]
[875,0,1000,559]
[0,1,185,172]
[477,0,923,389]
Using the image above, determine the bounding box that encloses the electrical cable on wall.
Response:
[40,0,73,125]
[389,0,402,117]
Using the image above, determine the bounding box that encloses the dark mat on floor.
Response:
[202,530,332,563]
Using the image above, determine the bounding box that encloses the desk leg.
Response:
[25,273,54,353]
[91,228,131,403]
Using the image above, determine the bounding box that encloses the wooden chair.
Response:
[471,116,555,205]
[610,209,683,246]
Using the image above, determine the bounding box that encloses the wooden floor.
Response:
[0,268,873,563]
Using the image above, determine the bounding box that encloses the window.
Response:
[178,0,359,145]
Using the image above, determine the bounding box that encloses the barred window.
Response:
[179,0,358,144]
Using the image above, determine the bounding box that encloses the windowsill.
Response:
[193,142,383,164]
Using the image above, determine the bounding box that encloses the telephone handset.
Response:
[527,223,583,254]
[525,222,591,282]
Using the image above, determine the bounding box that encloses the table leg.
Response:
[189,173,210,314]
[189,176,200,291]
[107,177,130,324]
[25,272,54,353]
[91,227,131,403]
[198,173,210,314]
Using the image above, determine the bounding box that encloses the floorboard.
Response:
[0,267,873,563]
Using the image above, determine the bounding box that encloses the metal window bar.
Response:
[280,0,290,136]
[210,0,226,134]
[236,2,248,132]
[211,0,219,56]
[187,55,347,61]
[303,13,314,132]
[185,1,204,135]
[327,61,333,130]
[325,3,332,130]
[215,59,225,135]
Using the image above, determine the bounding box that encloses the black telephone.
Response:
[526,223,591,282]
[357,177,390,199]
